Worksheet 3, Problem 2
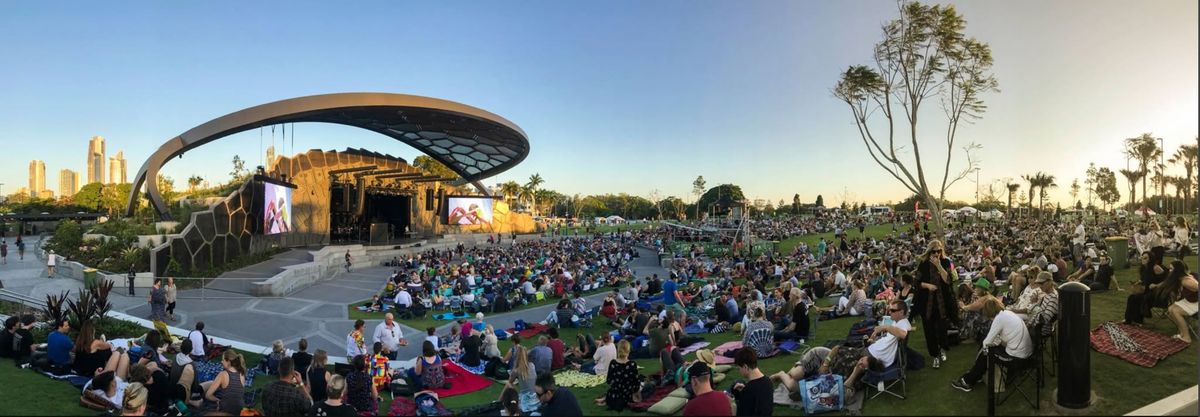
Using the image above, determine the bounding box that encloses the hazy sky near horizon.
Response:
[1,1,1196,208]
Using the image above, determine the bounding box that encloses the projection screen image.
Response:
[446,197,494,225]
[263,182,293,234]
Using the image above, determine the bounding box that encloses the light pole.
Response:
[974,168,981,204]
[1158,137,1165,215]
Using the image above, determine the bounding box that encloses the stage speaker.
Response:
[426,189,434,211]
[436,189,444,213]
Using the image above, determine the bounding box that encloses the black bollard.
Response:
[1057,281,1091,408]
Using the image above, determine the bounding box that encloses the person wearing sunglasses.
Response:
[837,300,911,398]
[914,240,956,369]
[533,373,581,416]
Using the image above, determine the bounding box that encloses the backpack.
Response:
[415,392,452,416]
[845,319,876,347]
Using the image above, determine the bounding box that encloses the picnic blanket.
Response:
[684,322,709,335]
[678,341,711,356]
[1090,321,1189,367]
[630,384,679,412]
[712,341,744,364]
[425,361,493,398]
[506,323,550,339]
[450,356,488,375]
[554,369,607,388]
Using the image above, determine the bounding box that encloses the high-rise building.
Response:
[87,135,106,184]
[59,169,80,198]
[28,160,45,197]
[108,151,127,184]
[38,189,54,200]
[266,145,276,170]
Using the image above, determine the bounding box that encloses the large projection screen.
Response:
[263,182,293,234]
[445,197,494,225]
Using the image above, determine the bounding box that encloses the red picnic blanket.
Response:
[506,323,550,339]
[425,361,494,398]
[629,384,679,411]
[1090,321,1190,368]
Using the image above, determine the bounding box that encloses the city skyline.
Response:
[0,1,1196,208]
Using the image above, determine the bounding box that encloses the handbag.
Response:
[800,374,845,414]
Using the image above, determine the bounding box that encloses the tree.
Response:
[1084,163,1098,208]
[1005,181,1019,212]
[1038,173,1057,215]
[1022,174,1037,211]
[74,183,104,210]
[187,175,203,193]
[1095,168,1120,210]
[524,174,544,216]
[230,155,247,181]
[692,176,706,220]
[833,1,997,237]
[1118,169,1144,209]
[1125,133,1162,208]
[100,183,132,217]
[815,195,824,208]
[696,184,745,216]
[498,181,522,207]
[1069,179,1080,209]
[1169,143,1197,211]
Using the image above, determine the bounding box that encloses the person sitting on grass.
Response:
[504,345,540,414]
[482,324,502,359]
[731,348,774,417]
[309,375,358,417]
[546,328,567,371]
[194,350,246,414]
[307,350,330,403]
[262,356,313,416]
[41,318,73,373]
[292,338,313,380]
[535,373,583,416]
[369,342,392,391]
[412,341,448,390]
[769,346,832,400]
[681,362,732,416]
[951,297,1033,392]
[528,336,553,378]
[440,324,462,358]
[1162,262,1198,344]
[126,361,181,415]
[674,349,716,397]
[119,382,148,417]
[345,355,378,415]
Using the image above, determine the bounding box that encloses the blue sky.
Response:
[1,1,1196,207]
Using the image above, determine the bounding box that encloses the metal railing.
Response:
[113,276,290,300]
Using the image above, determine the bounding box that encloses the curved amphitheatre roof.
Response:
[125,92,529,219]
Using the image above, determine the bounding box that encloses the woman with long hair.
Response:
[1164,261,1199,343]
[73,320,126,378]
[599,339,641,410]
[505,345,539,414]
[308,349,330,402]
[196,350,245,414]
[914,239,958,369]
[1125,252,1168,325]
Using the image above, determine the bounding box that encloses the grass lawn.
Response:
[347,285,616,330]
[776,223,900,255]
[2,245,1195,415]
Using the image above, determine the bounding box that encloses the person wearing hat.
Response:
[674,349,716,397]
[958,278,999,344]
[681,362,732,416]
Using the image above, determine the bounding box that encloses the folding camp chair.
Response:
[863,331,910,400]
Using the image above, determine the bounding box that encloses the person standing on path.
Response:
[148,278,167,322]
[46,250,56,278]
[1,240,8,265]
[127,268,136,296]
[372,313,407,360]
[344,250,352,273]
[16,235,25,261]
[165,277,178,321]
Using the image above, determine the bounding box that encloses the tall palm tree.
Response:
[1022,174,1038,212]
[1006,182,1020,212]
[1169,143,1197,210]
[1125,133,1162,207]
[1119,169,1144,210]
[525,174,544,216]
[1038,173,1057,214]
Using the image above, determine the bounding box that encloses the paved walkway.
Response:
[0,235,668,360]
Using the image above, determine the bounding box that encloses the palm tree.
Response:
[498,181,522,206]
[1038,174,1057,214]
[1005,182,1020,212]
[1119,169,1144,210]
[1022,174,1037,212]
[1125,133,1162,208]
[1169,143,1197,211]
[187,175,203,193]
[525,174,544,216]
